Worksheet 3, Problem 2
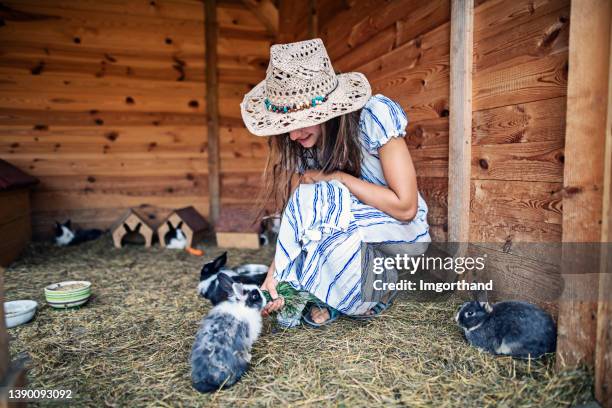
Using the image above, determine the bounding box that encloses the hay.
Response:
[5,236,593,407]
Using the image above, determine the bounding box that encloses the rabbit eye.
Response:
[466,311,475,317]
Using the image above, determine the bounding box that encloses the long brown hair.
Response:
[257,110,363,218]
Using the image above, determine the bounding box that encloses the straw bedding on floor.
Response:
[4,237,592,407]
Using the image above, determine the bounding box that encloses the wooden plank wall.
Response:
[0,0,271,239]
[470,0,569,308]
[557,0,610,372]
[318,0,452,242]
[311,0,569,306]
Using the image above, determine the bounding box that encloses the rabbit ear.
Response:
[472,288,489,303]
[217,272,235,294]
[232,282,245,299]
[479,302,493,313]
[213,252,227,270]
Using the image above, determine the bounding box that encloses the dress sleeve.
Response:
[359,94,408,154]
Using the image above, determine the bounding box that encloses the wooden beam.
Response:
[309,0,318,38]
[596,3,612,405]
[241,0,278,36]
[557,0,611,369]
[448,0,473,245]
[206,0,221,225]
[0,268,8,384]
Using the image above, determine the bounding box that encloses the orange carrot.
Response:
[186,247,204,256]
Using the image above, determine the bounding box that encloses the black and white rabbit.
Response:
[54,220,103,247]
[165,221,187,249]
[197,252,267,305]
[191,272,266,393]
[455,300,556,359]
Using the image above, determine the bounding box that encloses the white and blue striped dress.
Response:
[274,94,431,316]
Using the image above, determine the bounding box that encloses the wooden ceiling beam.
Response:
[241,0,279,36]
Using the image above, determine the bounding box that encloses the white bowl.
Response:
[4,300,37,328]
[236,264,268,275]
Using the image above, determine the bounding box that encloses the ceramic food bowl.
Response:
[4,300,37,328]
[45,281,92,309]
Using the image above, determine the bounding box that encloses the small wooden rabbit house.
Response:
[215,207,262,249]
[111,208,157,248]
[157,206,208,248]
[0,160,38,266]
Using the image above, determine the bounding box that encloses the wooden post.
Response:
[557,0,611,369]
[205,0,220,225]
[309,0,317,39]
[448,0,473,246]
[595,4,612,404]
[0,268,8,385]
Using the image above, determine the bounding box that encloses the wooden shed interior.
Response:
[0,0,610,404]
[0,0,273,239]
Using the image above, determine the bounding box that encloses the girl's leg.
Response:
[274,182,376,321]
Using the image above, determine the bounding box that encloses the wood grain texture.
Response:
[469,0,568,304]
[417,176,448,229]
[406,118,449,150]
[473,52,568,111]
[448,0,473,243]
[206,0,221,225]
[472,97,566,145]
[331,0,450,73]
[470,214,562,265]
[240,0,278,35]
[472,139,564,182]
[556,0,611,370]
[474,4,569,73]
[595,3,612,404]
[0,266,7,382]
[468,244,561,312]
[474,0,569,42]
[0,0,270,236]
[278,0,310,43]
[0,190,31,267]
[472,179,563,224]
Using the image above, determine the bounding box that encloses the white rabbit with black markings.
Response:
[191,272,266,393]
[455,300,556,359]
[197,252,267,305]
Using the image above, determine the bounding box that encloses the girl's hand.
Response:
[301,170,343,184]
[261,269,284,317]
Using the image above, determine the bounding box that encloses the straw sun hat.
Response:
[240,38,372,137]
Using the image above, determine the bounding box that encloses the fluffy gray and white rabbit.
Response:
[191,272,266,393]
[455,300,556,359]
